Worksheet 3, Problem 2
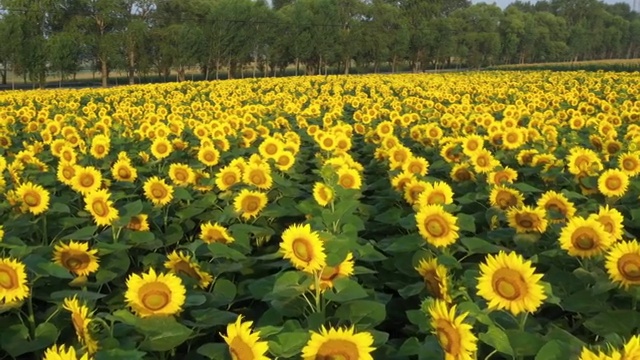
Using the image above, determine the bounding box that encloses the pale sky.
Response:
[472,0,637,9]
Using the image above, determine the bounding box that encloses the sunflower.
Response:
[71,166,102,195]
[16,181,50,215]
[502,128,525,150]
[536,191,576,223]
[0,258,29,303]
[624,335,640,359]
[559,216,613,258]
[127,214,150,232]
[168,163,195,187]
[221,315,270,360]
[391,171,415,192]
[125,268,186,318]
[618,152,640,176]
[200,222,234,244]
[63,296,99,354]
[415,205,460,248]
[111,159,137,182]
[59,145,77,164]
[605,240,640,288]
[489,186,524,210]
[280,223,326,273]
[90,135,110,159]
[401,156,429,176]
[488,167,518,186]
[318,253,354,290]
[450,164,476,183]
[301,325,375,360]
[84,189,119,226]
[164,251,213,289]
[258,136,282,159]
[471,149,499,174]
[590,205,624,241]
[337,167,362,190]
[462,134,484,155]
[404,179,428,205]
[53,241,100,277]
[417,182,454,207]
[416,258,451,303]
[577,347,612,360]
[243,163,273,190]
[427,300,477,360]
[233,189,268,220]
[43,344,90,360]
[274,150,295,171]
[215,165,242,191]
[506,206,548,233]
[198,145,220,166]
[477,251,547,315]
[598,169,629,197]
[150,137,172,160]
[567,148,602,175]
[143,176,174,207]
[313,182,334,207]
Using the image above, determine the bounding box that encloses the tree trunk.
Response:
[253,53,258,78]
[392,55,397,73]
[128,48,135,85]
[0,66,6,85]
[344,57,350,74]
[229,61,236,79]
[374,60,379,73]
[101,59,108,87]
[177,67,186,82]
[295,58,299,76]
[215,59,220,80]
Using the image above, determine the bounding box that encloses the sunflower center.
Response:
[572,227,598,250]
[467,141,478,151]
[63,168,75,179]
[476,156,488,167]
[618,254,640,281]
[0,266,17,289]
[599,218,614,233]
[204,151,215,162]
[423,270,443,299]
[435,319,462,355]
[292,238,313,263]
[172,260,200,279]
[623,159,637,171]
[140,283,171,311]
[63,152,73,161]
[265,143,278,155]
[321,265,340,282]
[23,192,41,207]
[95,144,105,153]
[427,192,447,205]
[278,155,291,166]
[575,156,591,170]
[424,216,447,238]
[243,197,259,212]
[340,175,355,189]
[515,214,535,229]
[455,169,471,181]
[223,173,237,185]
[497,192,517,209]
[118,167,131,178]
[605,176,622,190]
[315,339,360,360]
[409,163,422,174]
[229,336,254,360]
[80,175,94,187]
[175,170,188,181]
[156,144,168,154]
[506,133,518,143]
[151,185,167,198]
[492,268,526,300]
[61,251,90,271]
[91,200,109,217]
[250,171,265,185]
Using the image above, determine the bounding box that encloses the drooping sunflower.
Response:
[63,296,99,354]
[111,159,137,182]
[84,189,119,226]
[427,299,478,360]
[127,214,150,232]
[243,163,273,190]
[221,315,270,360]
[143,176,174,207]
[559,216,613,258]
[605,240,640,289]
[506,206,548,234]
[489,186,524,211]
[318,253,355,290]
[415,205,460,248]
[233,189,268,220]
[125,268,186,318]
[417,181,454,207]
[598,169,629,198]
[197,145,220,167]
[71,166,102,195]
[477,251,547,315]
[337,167,362,190]
[200,222,234,244]
[43,344,90,360]
[313,182,334,207]
[150,137,172,160]
[164,250,213,289]
[590,205,624,241]
[168,163,195,187]
[0,258,29,303]
[53,241,100,277]
[215,165,242,191]
[280,223,326,273]
[301,325,375,360]
[536,190,576,223]
[402,156,429,176]
[618,152,640,177]
[415,258,451,303]
[16,181,50,215]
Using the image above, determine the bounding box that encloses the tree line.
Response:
[0,0,639,87]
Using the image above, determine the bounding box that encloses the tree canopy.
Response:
[0,0,638,86]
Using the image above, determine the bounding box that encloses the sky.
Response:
[472,0,637,9]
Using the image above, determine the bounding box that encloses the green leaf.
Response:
[197,343,229,360]
[406,309,430,333]
[324,278,369,303]
[126,231,160,250]
[397,337,422,356]
[398,282,425,298]
[512,182,543,193]
[208,243,246,261]
[335,300,386,327]
[173,187,193,201]
[269,331,310,358]
[378,234,423,253]
[535,340,568,360]
[461,237,506,254]
[37,262,73,279]
[506,330,545,357]
[479,326,514,357]
[189,308,238,328]
[50,290,106,301]
[210,279,237,307]
[122,200,144,217]
[457,214,476,233]
[50,202,71,214]
[95,349,147,360]
[265,271,311,301]
[584,310,640,337]
[61,225,98,240]
[137,317,193,352]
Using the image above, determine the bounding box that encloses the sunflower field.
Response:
[1,71,640,360]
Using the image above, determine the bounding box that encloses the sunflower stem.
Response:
[44,306,61,324]
[483,349,498,360]
[27,293,36,340]
[519,312,528,332]
[42,215,47,244]
[313,270,323,313]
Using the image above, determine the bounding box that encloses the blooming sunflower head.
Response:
[427,299,478,360]
[84,189,119,227]
[242,163,273,190]
[16,181,50,215]
[125,268,186,318]
[143,176,174,207]
[605,240,640,289]
[43,344,90,360]
[415,204,460,248]
[417,181,454,207]
[477,251,547,315]
[536,190,576,223]
[559,216,614,258]
[71,166,103,195]
[110,159,138,182]
[489,185,524,211]
[0,257,30,303]
[313,182,334,207]
[199,222,234,244]
[221,315,270,360]
[274,150,295,172]
[506,206,548,234]
[280,223,326,273]
[589,205,624,241]
[164,250,213,289]
[336,167,362,190]
[150,137,172,160]
[215,165,242,191]
[168,163,195,187]
[317,253,355,290]
[53,241,100,277]
[127,214,150,232]
[233,189,268,220]
[301,325,375,360]
[197,145,220,167]
[598,169,629,198]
